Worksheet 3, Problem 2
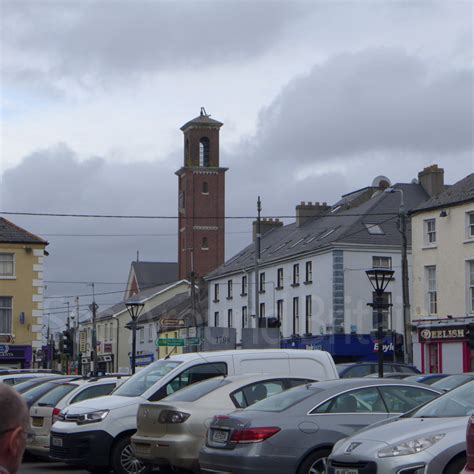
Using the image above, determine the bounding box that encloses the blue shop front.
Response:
[0,344,33,369]
[129,353,155,368]
[281,333,402,363]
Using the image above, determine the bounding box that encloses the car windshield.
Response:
[114,360,182,397]
[244,384,321,413]
[165,377,230,402]
[336,364,351,375]
[431,374,474,391]
[412,381,474,418]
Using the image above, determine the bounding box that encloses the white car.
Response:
[28,376,126,457]
[0,372,61,386]
[50,349,338,474]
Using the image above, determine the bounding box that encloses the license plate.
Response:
[134,443,151,454]
[211,429,229,443]
[335,469,358,474]
[51,437,63,447]
[32,417,43,427]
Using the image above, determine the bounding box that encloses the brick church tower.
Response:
[176,108,227,280]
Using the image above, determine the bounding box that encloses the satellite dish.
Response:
[372,175,391,190]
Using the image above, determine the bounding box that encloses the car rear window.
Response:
[23,382,58,404]
[431,375,474,391]
[165,377,230,402]
[36,384,77,407]
[244,385,321,413]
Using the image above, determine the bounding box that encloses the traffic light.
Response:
[63,330,74,356]
[467,323,474,349]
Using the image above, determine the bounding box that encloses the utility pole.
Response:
[255,196,262,328]
[75,296,80,372]
[89,283,98,376]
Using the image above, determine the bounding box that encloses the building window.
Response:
[259,272,266,293]
[305,261,312,283]
[214,311,219,327]
[292,297,299,335]
[424,219,436,245]
[305,295,312,334]
[364,223,384,235]
[202,237,209,250]
[227,280,233,299]
[372,256,392,269]
[372,292,391,331]
[148,324,153,342]
[199,137,210,167]
[179,191,185,209]
[139,327,145,344]
[242,306,248,328]
[259,302,265,319]
[228,309,233,328]
[467,212,474,239]
[202,181,209,194]
[214,283,219,302]
[0,297,12,335]
[469,261,474,313]
[426,266,437,314]
[277,268,284,289]
[292,264,300,286]
[277,299,283,322]
[241,275,248,296]
[0,254,14,277]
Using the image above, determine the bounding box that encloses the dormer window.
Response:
[202,237,209,250]
[202,182,209,194]
[199,137,210,167]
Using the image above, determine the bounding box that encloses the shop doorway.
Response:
[428,343,440,373]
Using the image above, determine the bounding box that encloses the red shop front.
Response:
[413,322,474,374]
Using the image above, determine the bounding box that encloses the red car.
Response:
[463,415,474,473]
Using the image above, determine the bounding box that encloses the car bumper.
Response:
[49,429,114,467]
[199,445,295,474]
[27,434,50,457]
[131,432,200,470]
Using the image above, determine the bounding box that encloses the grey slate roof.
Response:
[0,218,48,245]
[132,262,178,290]
[206,182,429,280]
[180,113,223,131]
[412,173,474,214]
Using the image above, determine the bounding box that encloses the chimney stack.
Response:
[252,218,283,242]
[418,164,445,197]
[296,201,330,227]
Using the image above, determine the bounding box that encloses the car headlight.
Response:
[377,434,445,458]
[76,410,109,425]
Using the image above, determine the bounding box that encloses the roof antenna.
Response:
[136,250,139,262]
[200,107,209,117]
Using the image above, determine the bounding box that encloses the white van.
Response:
[50,349,338,474]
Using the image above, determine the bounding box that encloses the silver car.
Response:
[327,380,474,474]
[131,374,314,472]
[199,379,441,474]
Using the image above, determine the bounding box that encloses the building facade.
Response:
[206,172,437,363]
[177,108,227,280]
[0,218,48,368]
[411,170,474,373]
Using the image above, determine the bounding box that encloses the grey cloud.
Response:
[253,48,473,161]
[2,1,307,83]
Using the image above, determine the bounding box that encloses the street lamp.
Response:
[366,268,394,378]
[125,301,145,375]
[384,187,412,364]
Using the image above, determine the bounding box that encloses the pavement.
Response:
[20,460,91,473]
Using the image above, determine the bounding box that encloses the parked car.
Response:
[22,377,81,408]
[27,376,125,457]
[364,373,412,379]
[462,415,474,473]
[337,362,421,378]
[0,371,62,386]
[199,379,441,474]
[431,373,474,391]
[403,373,450,385]
[14,375,65,394]
[327,380,474,474]
[132,374,315,472]
[50,349,338,474]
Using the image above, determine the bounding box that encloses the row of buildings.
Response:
[1,110,472,374]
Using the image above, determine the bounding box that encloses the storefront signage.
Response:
[0,344,9,354]
[161,319,185,327]
[419,327,465,342]
[79,331,87,353]
[156,338,185,347]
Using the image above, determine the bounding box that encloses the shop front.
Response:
[0,344,33,369]
[129,353,154,368]
[281,333,402,363]
[413,321,474,374]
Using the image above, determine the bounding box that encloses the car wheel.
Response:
[443,454,466,474]
[111,436,151,474]
[298,448,332,474]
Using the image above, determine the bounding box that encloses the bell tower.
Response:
[176,108,227,280]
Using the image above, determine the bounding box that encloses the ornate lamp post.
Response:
[125,301,145,375]
[366,268,394,378]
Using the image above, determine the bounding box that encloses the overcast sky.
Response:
[1,0,472,331]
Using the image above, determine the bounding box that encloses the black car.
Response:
[337,362,421,378]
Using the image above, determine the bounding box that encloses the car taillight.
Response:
[52,408,61,424]
[230,427,280,444]
[158,410,190,424]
